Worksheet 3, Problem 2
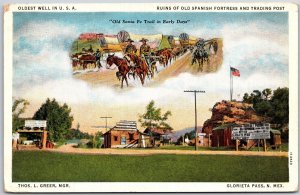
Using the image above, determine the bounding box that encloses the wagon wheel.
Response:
[117,30,130,43]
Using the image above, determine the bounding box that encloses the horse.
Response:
[146,56,159,77]
[71,54,81,71]
[106,54,130,88]
[124,53,148,85]
[78,54,96,70]
[156,48,173,67]
[171,47,180,61]
[213,41,218,53]
[191,48,209,72]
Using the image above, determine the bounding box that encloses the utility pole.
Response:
[184,90,206,151]
[100,116,112,132]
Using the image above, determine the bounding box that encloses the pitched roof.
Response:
[113,120,137,131]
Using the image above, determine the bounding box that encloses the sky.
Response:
[12,11,289,133]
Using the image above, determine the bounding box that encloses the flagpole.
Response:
[230,67,232,101]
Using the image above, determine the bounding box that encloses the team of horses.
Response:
[106,48,181,88]
[71,53,100,70]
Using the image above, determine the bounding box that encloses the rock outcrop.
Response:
[202,100,265,134]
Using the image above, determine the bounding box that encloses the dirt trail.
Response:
[43,144,288,157]
[74,39,223,88]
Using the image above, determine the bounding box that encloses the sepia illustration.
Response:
[4,3,298,193]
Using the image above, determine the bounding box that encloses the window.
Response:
[129,133,134,141]
[114,136,118,141]
[121,136,126,145]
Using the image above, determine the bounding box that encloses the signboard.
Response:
[24,120,47,129]
[12,132,20,140]
[231,123,271,140]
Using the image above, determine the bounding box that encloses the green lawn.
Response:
[12,151,288,182]
[157,143,289,152]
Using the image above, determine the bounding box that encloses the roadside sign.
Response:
[25,120,47,128]
[231,123,271,140]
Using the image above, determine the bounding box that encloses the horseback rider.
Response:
[139,38,150,55]
[139,38,151,65]
[124,38,139,70]
[94,48,102,68]
[195,38,205,49]
[194,38,207,56]
[124,39,137,54]
[87,44,94,54]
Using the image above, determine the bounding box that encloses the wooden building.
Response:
[212,123,279,150]
[138,132,153,148]
[270,129,281,149]
[103,120,140,148]
[15,120,49,149]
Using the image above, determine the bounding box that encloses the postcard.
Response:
[4,3,298,192]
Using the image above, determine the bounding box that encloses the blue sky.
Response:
[14,12,288,35]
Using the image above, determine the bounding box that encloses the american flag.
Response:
[230,67,240,77]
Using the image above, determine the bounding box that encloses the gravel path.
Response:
[44,144,288,157]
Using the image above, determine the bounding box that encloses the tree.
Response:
[184,130,195,140]
[12,98,29,132]
[242,87,289,127]
[88,131,103,148]
[255,101,272,117]
[269,87,289,126]
[242,93,251,103]
[262,88,272,100]
[33,98,74,142]
[138,100,173,130]
[252,90,263,105]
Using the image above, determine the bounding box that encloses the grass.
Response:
[13,151,288,182]
[154,143,289,152]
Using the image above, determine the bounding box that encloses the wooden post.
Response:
[236,139,239,151]
[42,130,48,149]
[263,139,267,152]
[258,139,260,151]
[208,134,210,147]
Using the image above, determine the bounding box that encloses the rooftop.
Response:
[112,120,138,131]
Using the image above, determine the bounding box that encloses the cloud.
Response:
[13,21,79,91]
[14,21,78,49]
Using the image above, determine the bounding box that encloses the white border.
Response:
[6,3,298,12]
[3,2,298,192]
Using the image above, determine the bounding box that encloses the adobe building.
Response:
[202,100,265,147]
[103,120,140,148]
